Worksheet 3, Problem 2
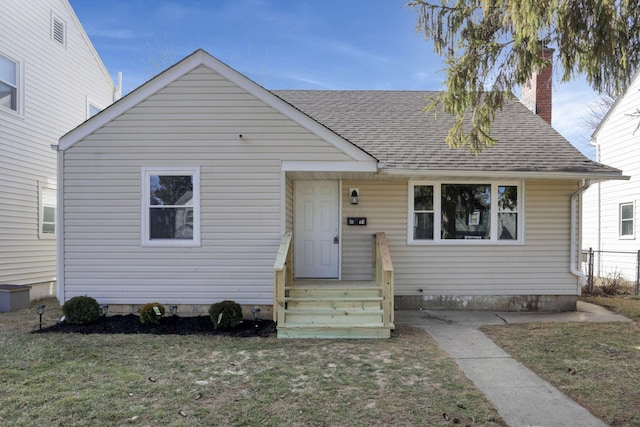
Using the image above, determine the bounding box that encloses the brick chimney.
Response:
[521,46,554,125]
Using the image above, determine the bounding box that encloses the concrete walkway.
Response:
[396,302,631,427]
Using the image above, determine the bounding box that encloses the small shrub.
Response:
[140,302,165,324]
[62,296,100,325]
[209,300,243,329]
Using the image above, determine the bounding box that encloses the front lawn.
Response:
[482,296,640,427]
[0,299,504,426]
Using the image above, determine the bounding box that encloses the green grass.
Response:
[482,296,640,427]
[0,299,504,426]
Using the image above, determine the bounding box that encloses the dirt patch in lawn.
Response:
[37,314,276,337]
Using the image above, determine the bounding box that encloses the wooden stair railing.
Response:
[273,232,293,325]
[373,232,394,328]
[273,231,393,338]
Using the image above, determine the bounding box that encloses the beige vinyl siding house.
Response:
[58,50,623,337]
[341,179,578,298]
[0,0,116,300]
[59,63,369,306]
[582,71,640,281]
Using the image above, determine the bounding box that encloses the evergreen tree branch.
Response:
[409,0,640,153]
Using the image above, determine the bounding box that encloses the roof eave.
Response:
[382,168,628,181]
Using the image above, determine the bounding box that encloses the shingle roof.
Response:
[273,90,621,176]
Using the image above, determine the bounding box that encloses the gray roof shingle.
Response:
[273,90,620,176]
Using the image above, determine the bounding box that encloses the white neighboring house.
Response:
[0,0,118,299]
[582,71,640,282]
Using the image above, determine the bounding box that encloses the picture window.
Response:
[409,181,522,243]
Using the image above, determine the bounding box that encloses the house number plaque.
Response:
[347,217,367,226]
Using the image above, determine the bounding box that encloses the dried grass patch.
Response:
[482,312,640,426]
[0,299,505,426]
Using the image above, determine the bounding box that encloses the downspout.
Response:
[592,138,602,271]
[51,143,65,304]
[570,179,591,291]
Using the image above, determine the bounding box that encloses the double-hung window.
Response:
[0,54,18,112]
[619,202,634,238]
[142,167,200,246]
[409,181,522,243]
[39,185,56,239]
[413,185,434,239]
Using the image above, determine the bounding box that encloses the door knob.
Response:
[333,236,339,244]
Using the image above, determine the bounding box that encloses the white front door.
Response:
[294,180,340,279]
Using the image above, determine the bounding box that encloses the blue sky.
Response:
[69,0,598,157]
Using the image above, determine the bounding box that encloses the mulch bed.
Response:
[36,314,276,337]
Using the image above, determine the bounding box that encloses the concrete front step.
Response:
[277,323,394,339]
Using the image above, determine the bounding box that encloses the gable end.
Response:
[58,50,376,164]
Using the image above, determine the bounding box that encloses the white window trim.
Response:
[0,51,23,116]
[619,202,635,239]
[407,180,524,245]
[141,167,201,247]
[38,183,56,239]
[86,96,104,119]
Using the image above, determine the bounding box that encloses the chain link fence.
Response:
[582,248,640,295]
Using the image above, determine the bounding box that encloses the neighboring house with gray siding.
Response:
[0,0,118,300]
[582,71,640,282]
[57,50,623,337]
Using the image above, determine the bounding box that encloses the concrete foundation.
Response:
[395,294,577,312]
[67,296,575,318]
[103,303,274,320]
[29,281,56,301]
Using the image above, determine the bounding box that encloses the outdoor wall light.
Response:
[169,305,178,316]
[350,188,359,205]
[36,304,45,331]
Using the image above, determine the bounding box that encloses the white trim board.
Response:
[282,161,378,172]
